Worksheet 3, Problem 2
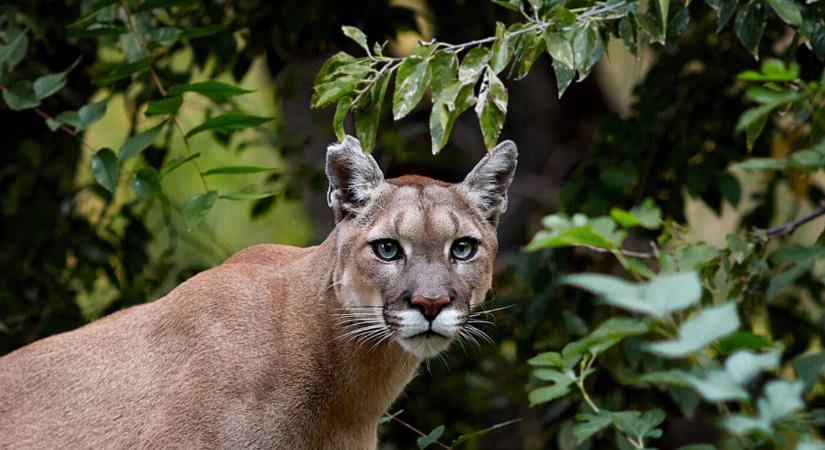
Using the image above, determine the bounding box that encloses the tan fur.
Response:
[0,137,516,449]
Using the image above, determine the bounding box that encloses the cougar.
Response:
[0,136,517,449]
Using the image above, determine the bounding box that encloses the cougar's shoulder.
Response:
[222,243,318,270]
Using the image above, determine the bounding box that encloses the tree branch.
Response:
[389,414,451,450]
[755,200,825,238]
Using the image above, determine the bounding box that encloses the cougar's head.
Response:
[326,136,517,358]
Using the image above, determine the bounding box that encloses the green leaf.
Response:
[683,370,749,402]
[417,425,445,449]
[94,57,153,85]
[629,370,692,387]
[333,96,352,141]
[458,47,490,85]
[672,244,719,271]
[145,96,183,116]
[737,59,799,82]
[572,23,604,81]
[429,81,475,154]
[657,0,670,36]
[529,379,574,406]
[203,166,278,176]
[553,61,575,98]
[562,272,702,319]
[179,24,225,40]
[793,351,825,390]
[759,380,805,422]
[528,351,580,369]
[161,152,200,176]
[490,22,514,74]
[734,1,767,56]
[186,113,273,138]
[33,72,67,100]
[355,69,391,153]
[167,81,254,102]
[90,148,120,193]
[475,68,508,150]
[77,100,107,132]
[132,167,161,199]
[0,28,28,75]
[645,303,740,358]
[392,56,431,120]
[745,113,768,149]
[610,409,665,442]
[618,15,637,55]
[2,81,40,111]
[716,0,739,32]
[545,31,575,70]
[341,25,370,53]
[218,192,278,201]
[766,0,801,25]
[610,198,661,229]
[46,111,80,131]
[182,191,218,230]
[562,317,651,358]
[725,350,780,384]
[767,244,824,299]
[524,214,625,251]
[492,0,523,11]
[430,51,459,97]
[573,413,614,445]
[716,332,772,354]
[119,122,165,161]
[450,419,521,446]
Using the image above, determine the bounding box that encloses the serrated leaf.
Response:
[610,409,665,441]
[203,166,278,176]
[529,381,574,406]
[528,351,580,369]
[562,272,702,319]
[333,96,352,140]
[562,317,651,358]
[645,303,740,358]
[145,95,183,116]
[132,167,161,199]
[119,122,165,161]
[573,414,613,445]
[77,100,107,132]
[182,191,218,230]
[766,0,801,25]
[90,148,120,192]
[342,25,370,53]
[33,72,67,100]
[416,425,445,449]
[186,113,273,138]
[167,81,253,102]
[475,68,508,150]
[392,57,431,120]
[734,1,767,56]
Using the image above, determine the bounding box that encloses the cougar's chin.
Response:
[392,309,461,358]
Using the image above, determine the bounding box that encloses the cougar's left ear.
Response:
[460,140,518,225]
[325,135,386,222]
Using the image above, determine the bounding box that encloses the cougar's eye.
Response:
[371,239,403,261]
[451,237,478,261]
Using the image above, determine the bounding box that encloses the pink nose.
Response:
[410,295,451,320]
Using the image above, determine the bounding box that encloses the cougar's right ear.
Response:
[325,135,386,222]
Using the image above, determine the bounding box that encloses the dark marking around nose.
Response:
[410,295,451,320]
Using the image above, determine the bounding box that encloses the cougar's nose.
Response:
[410,295,451,321]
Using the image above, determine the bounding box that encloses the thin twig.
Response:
[31,106,97,152]
[390,415,451,450]
[755,200,825,238]
[586,245,657,259]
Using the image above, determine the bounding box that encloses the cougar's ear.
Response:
[460,140,518,225]
[325,135,386,222]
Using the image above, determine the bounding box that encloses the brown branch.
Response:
[30,106,97,152]
[585,245,658,259]
[755,200,825,238]
[389,415,451,450]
